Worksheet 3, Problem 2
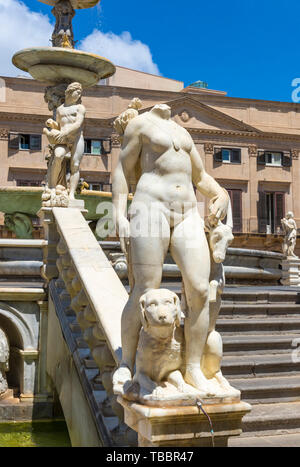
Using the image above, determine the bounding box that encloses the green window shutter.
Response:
[257,151,266,165]
[275,192,285,230]
[9,132,19,149]
[231,149,241,164]
[102,139,111,154]
[258,191,267,233]
[282,152,292,167]
[30,134,41,151]
[214,149,222,162]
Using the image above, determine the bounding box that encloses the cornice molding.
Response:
[187,126,300,142]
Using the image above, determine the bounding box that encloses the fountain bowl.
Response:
[38,0,101,8]
[12,47,115,87]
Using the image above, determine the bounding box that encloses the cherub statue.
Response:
[43,81,86,205]
[281,212,298,258]
[0,328,9,397]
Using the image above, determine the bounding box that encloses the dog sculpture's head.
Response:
[139,289,181,337]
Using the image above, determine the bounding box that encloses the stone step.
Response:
[229,375,300,403]
[240,402,300,437]
[222,354,300,378]
[216,317,300,335]
[220,303,300,317]
[166,284,300,304]
[223,334,300,355]
[222,290,300,304]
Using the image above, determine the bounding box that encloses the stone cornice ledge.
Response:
[187,127,300,141]
[0,287,46,301]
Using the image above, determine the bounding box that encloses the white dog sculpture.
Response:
[123,289,199,404]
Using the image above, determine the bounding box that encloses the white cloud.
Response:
[0,0,159,78]
[79,30,160,75]
[0,0,53,77]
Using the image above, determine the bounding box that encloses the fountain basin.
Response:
[12,47,115,87]
[38,0,100,8]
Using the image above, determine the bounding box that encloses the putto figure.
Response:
[112,102,231,399]
[281,212,298,258]
[43,82,86,206]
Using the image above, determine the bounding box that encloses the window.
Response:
[89,183,101,191]
[88,182,112,192]
[85,139,102,155]
[258,191,285,233]
[214,148,241,164]
[84,138,111,155]
[226,189,242,232]
[266,152,283,166]
[16,180,42,187]
[257,151,292,167]
[9,133,42,151]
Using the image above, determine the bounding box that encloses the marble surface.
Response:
[12,47,115,87]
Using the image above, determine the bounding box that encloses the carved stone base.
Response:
[280,258,300,286]
[119,397,251,447]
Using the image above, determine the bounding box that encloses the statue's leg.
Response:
[69,136,84,199]
[170,212,215,395]
[49,145,66,189]
[113,208,170,389]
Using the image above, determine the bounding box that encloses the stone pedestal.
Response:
[280,258,300,286]
[119,397,251,447]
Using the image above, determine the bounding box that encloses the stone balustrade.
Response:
[39,206,132,444]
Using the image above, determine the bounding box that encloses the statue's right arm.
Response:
[112,119,142,249]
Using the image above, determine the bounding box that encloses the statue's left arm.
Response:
[190,142,229,224]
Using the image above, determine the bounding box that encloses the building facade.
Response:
[1,67,300,251]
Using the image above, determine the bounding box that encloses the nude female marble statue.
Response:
[281,212,298,258]
[43,81,85,201]
[112,103,229,397]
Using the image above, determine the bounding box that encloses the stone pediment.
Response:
[166,96,261,134]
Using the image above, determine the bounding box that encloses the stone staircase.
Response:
[162,283,300,439]
[218,287,300,438]
[56,279,300,442]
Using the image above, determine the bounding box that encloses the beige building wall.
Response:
[1,72,300,248]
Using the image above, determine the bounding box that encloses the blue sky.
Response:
[2,0,300,102]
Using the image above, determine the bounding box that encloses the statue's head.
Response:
[65,82,82,104]
[287,211,294,219]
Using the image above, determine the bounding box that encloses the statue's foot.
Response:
[214,373,241,398]
[184,366,217,397]
[112,364,132,396]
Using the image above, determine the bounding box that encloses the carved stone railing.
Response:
[39,206,135,445]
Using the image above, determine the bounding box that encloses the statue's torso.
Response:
[133,114,197,210]
[57,103,83,132]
